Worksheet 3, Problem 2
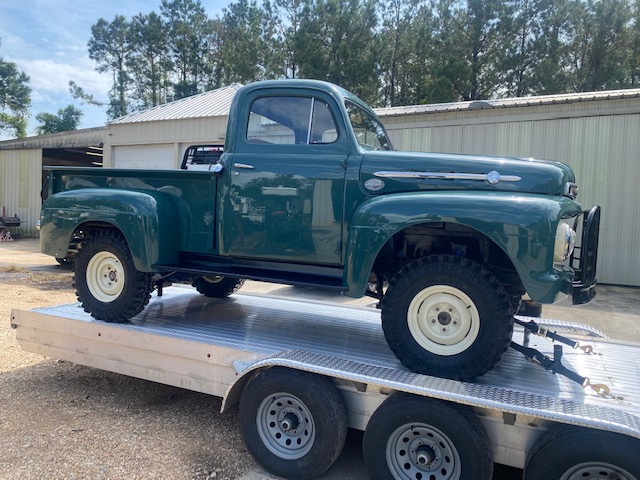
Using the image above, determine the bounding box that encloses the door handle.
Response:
[233,163,255,170]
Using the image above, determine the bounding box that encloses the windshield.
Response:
[345,100,393,151]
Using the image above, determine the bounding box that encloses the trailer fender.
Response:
[40,188,180,271]
[344,191,584,303]
[220,350,640,443]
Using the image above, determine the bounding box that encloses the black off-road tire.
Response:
[239,368,347,479]
[363,393,493,480]
[192,276,245,297]
[524,425,640,480]
[55,257,73,268]
[381,255,513,380]
[75,230,153,322]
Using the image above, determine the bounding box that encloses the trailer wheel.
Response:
[524,425,640,480]
[239,368,347,479]
[382,255,513,380]
[363,393,493,480]
[192,275,244,297]
[75,230,152,322]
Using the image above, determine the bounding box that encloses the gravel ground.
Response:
[0,268,256,480]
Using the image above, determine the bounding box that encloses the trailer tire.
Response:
[192,276,244,297]
[239,368,347,479]
[382,255,513,380]
[524,425,640,480]
[363,393,493,480]
[75,230,152,322]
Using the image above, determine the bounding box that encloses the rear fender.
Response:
[40,188,180,271]
[344,192,583,303]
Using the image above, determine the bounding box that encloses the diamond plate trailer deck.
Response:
[10,287,640,479]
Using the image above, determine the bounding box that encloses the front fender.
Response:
[40,188,180,271]
[344,191,583,303]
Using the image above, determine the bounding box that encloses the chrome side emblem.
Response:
[487,171,501,184]
[364,178,385,191]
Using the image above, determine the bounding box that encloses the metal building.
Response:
[376,89,640,287]
[105,84,239,169]
[0,127,107,237]
[1,86,639,286]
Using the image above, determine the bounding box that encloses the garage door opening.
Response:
[41,144,104,201]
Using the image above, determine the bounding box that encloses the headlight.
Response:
[554,221,576,263]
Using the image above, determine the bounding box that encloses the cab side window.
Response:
[247,96,338,145]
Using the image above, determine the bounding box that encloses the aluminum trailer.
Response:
[10,286,640,480]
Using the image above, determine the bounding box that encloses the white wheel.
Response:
[382,255,513,380]
[75,231,152,322]
[86,251,125,303]
[202,275,224,284]
[407,285,480,356]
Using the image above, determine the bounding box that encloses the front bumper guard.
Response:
[570,205,601,305]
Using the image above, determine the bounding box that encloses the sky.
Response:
[0,0,226,139]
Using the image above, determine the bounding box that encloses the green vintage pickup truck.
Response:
[39,79,600,381]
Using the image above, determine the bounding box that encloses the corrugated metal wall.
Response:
[105,117,228,168]
[379,99,640,286]
[0,149,42,238]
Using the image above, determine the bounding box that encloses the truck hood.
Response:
[359,151,576,197]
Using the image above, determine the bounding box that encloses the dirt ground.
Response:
[0,268,258,480]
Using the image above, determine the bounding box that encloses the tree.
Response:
[219,0,276,84]
[378,0,437,106]
[631,0,640,85]
[88,16,133,119]
[161,0,209,99]
[294,0,379,104]
[0,38,31,138]
[567,0,633,92]
[528,0,575,94]
[267,0,310,79]
[35,105,83,135]
[498,0,552,97]
[128,12,172,108]
[432,0,503,102]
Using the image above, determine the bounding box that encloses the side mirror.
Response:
[211,164,223,175]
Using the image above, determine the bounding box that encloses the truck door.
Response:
[221,93,347,266]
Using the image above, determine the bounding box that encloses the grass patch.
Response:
[0,265,28,273]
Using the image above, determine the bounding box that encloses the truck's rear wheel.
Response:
[239,368,347,479]
[192,276,244,297]
[75,231,152,322]
[382,255,513,380]
[363,393,493,480]
[524,425,640,480]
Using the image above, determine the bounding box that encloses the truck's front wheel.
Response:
[382,255,513,380]
[75,231,152,322]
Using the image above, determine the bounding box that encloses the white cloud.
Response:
[16,58,111,98]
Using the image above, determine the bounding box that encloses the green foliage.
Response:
[78,0,640,120]
[0,38,31,138]
[160,0,208,99]
[88,15,133,118]
[129,12,172,108]
[294,0,379,104]
[35,105,83,135]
